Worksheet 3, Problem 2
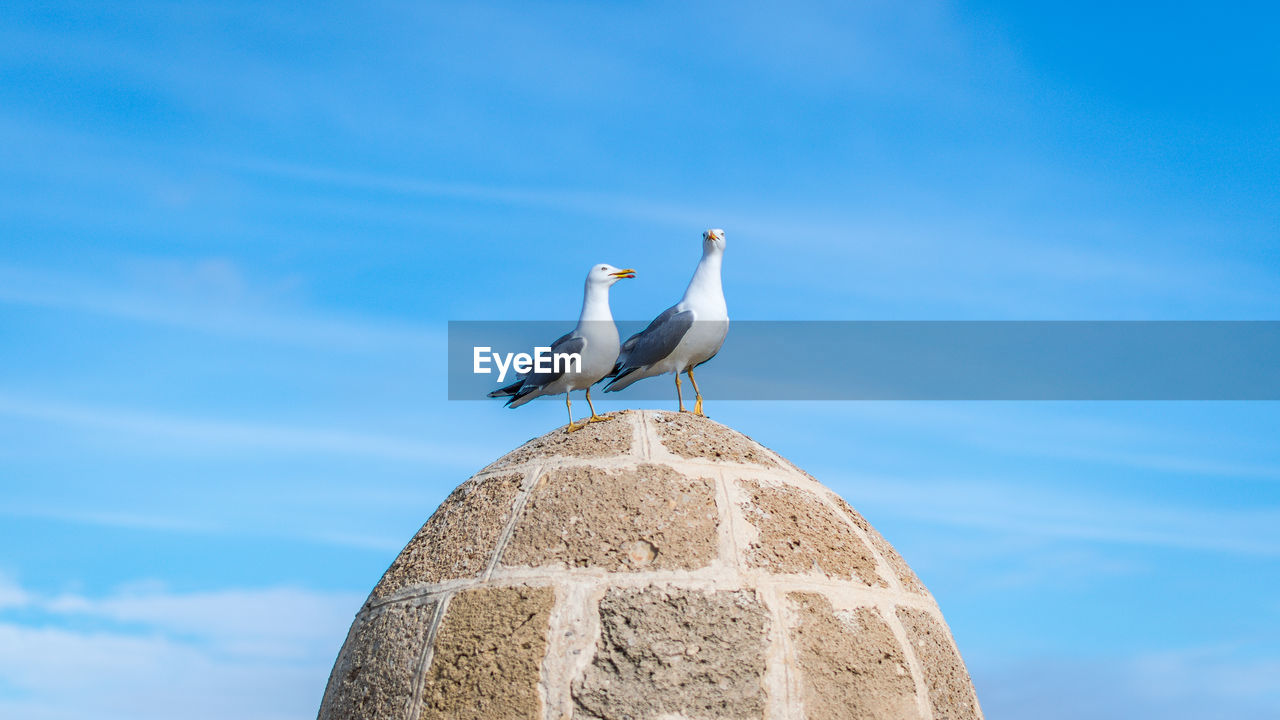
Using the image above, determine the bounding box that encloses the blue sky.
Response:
[1,1,1278,718]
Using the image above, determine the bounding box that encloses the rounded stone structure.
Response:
[319,411,983,720]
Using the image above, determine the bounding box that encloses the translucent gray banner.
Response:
[448,321,1280,400]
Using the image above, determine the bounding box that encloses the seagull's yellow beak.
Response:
[610,269,636,279]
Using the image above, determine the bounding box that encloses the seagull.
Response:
[604,228,728,415]
[488,263,635,432]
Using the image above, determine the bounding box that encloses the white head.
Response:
[702,228,726,252]
[586,263,636,287]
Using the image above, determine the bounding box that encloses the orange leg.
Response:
[565,393,583,433]
[585,387,611,422]
[687,369,705,417]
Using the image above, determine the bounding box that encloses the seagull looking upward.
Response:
[604,228,728,415]
[488,263,635,432]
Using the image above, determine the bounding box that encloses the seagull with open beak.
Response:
[488,263,635,432]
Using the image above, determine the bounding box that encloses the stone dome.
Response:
[318,410,983,720]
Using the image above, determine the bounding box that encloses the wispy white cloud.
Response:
[0,503,408,554]
[223,155,714,228]
[0,260,438,351]
[222,156,1280,319]
[1130,646,1280,703]
[798,402,1280,483]
[0,625,316,720]
[0,573,31,611]
[0,392,463,463]
[39,585,361,660]
[0,505,219,534]
[833,473,1280,556]
[913,539,1144,591]
[973,648,1280,720]
[0,579,360,720]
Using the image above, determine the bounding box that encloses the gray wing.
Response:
[489,331,585,405]
[518,331,585,390]
[606,307,693,388]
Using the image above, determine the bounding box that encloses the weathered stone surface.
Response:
[653,411,779,466]
[828,495,929,595]
[739,479,885,586]
[488,411,634,468]
[502,463,718,571]
[573,585,770,720]
[897,607,980,720]
[319,599,436,720]
[319,411,982,720]
[374,473,523,597]
[419,585,554,720]
[789,592,917,720]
